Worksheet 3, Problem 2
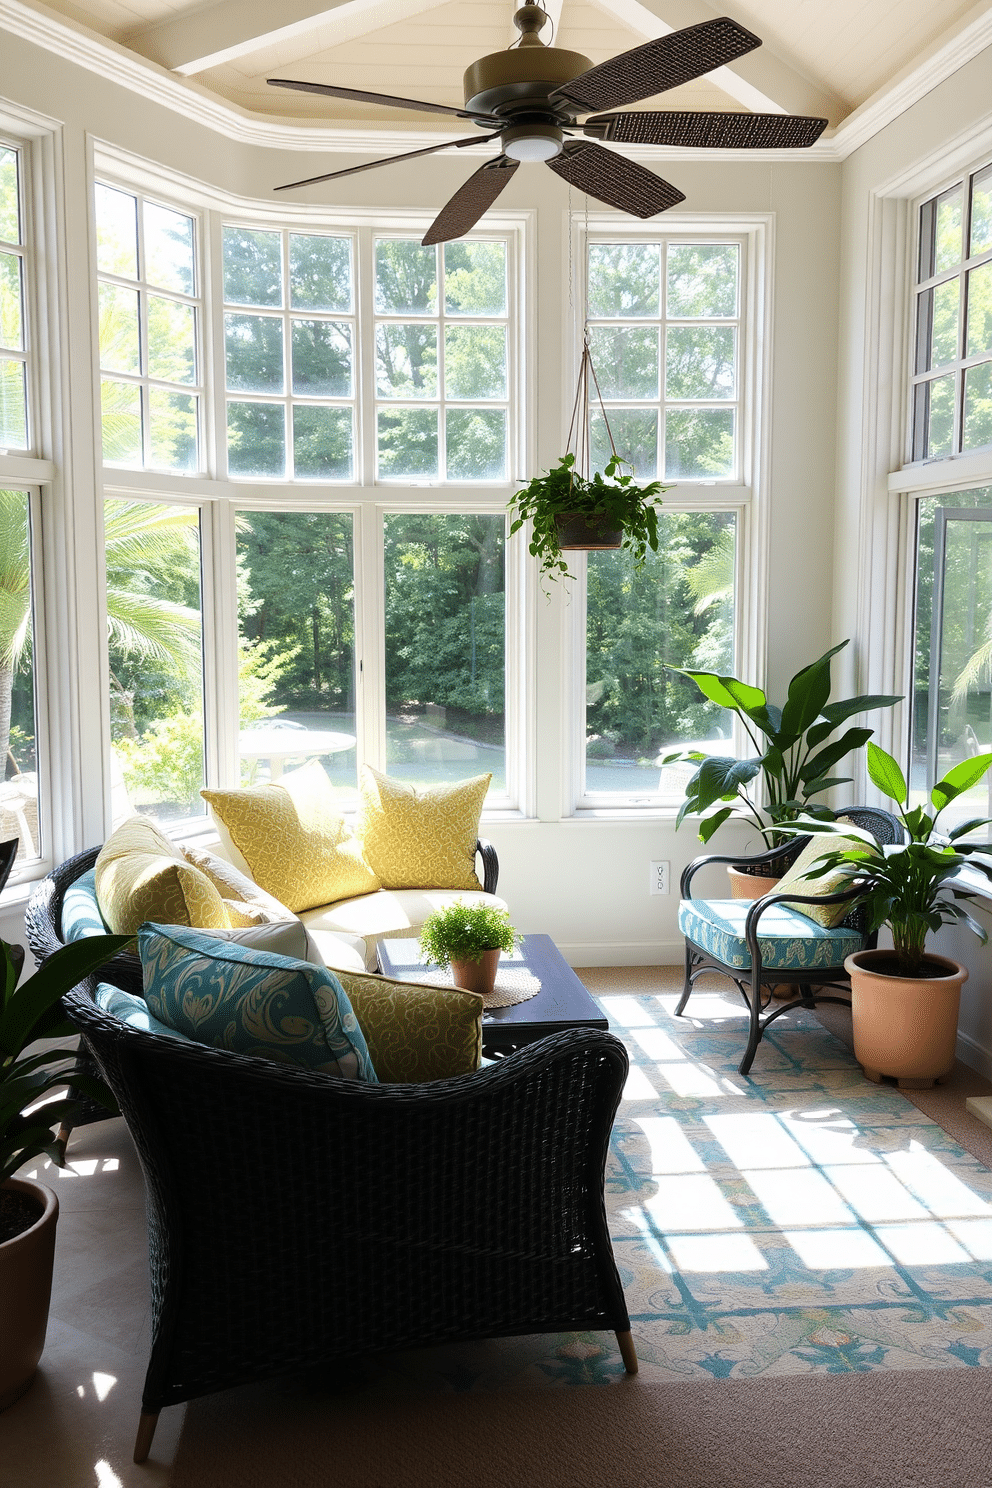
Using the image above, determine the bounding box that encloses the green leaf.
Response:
[779,651,836,743]
[818,693,903,727]
[865,741,908,805]
[687,756,762,814]
[803,776,853,798]
[948,817,992,841]
[698,807,734,843]
[0,934,131,1056]
[931,753,992,810]
[800,728,873,784]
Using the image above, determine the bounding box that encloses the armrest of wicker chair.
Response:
[476,838,499,894]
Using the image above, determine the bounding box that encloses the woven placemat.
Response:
[404,964,542,1010]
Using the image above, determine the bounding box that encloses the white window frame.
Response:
[566,212,771,816]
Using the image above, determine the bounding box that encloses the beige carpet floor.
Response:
[172,967,992,1488]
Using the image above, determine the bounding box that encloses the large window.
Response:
[0,488,41,864]
[911,166,992,460]
[1,143,28,451]
[95,184,201,472]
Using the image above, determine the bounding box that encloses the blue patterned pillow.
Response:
[138,923,377,1081]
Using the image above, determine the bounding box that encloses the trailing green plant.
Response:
[660,640,901,850]
[779,741,992,978]
[1,933,131,1184]
[508,453,668,585]
[419,901,519,968]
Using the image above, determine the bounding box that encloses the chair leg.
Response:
[616,1329,639,1374]
[675,941,694,1016]
[133,1411,159,1464]
[738,968,763,1076]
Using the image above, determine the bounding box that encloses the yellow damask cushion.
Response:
[95,815,230,936]
[776,834,866,928]
[182,844,295,927]
[337,968,482,1082]
[201,761,380,915]
[357,767,491,890]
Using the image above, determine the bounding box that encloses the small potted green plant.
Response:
[1,894,130,1411]
[660,640,901,892]
[509,452,668,585]
[780,742,992,1086]
[419,901,519,997]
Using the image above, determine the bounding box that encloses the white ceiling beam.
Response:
[128,0,439,77]
[592,0,846,126]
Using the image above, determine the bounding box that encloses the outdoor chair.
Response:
[63,985,637,1463]
[677,807,904,1075]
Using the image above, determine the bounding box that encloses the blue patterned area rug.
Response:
[373,987,992,1393]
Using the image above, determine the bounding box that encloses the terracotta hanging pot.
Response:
[553,512,623,551]
[450,949,501,997]
[844,948,967,1088]
[0,1178,59,1411]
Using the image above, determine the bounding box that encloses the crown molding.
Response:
[2,0,992,165]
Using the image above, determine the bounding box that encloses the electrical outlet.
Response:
[649,860,670,895]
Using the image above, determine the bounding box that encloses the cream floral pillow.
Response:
[95,815,229,936]
[182,845,295,927]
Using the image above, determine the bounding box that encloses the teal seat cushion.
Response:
[63,869,110,941]
[678,898,863,971]
[138,922,377,1081]
[95,981,193,1041]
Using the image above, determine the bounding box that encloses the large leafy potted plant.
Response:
[782,743,992,1087]
[0,855,129,1410]
[661,641,901,894]
[420,901,519,997]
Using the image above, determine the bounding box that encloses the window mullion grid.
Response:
[358,226,377,484]
[437,246,446,481]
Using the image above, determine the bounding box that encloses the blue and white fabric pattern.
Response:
[678,898,863,971]
[95,981,193,1041]
[138,922,377,1080]
[63,869,111,941]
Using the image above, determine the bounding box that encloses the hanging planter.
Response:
[509,335,668,583]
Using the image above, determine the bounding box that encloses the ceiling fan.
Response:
[269,5,827,246]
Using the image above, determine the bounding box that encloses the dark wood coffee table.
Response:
[376,934,609,1058]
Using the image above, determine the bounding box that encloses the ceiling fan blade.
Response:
[546,142,684,219]
[584,111,828,149]
[275,135,495,192]
[422,158,519,246]
[268,77,500,125]
[549,17,760,115]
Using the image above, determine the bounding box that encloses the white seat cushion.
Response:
[300,889,508,971]
[306,930,368,974]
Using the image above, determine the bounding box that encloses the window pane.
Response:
[290,234,352,312]
[147,295,196,383]
[446,408,506,480]
[375,240,436,313]
[377,407,438,477]
[376,323,438,398]
[107,499,205,825]
[291,319,352,397]
[144,202,194,295]
[95,184,137,279]
[225,313,284,393]
[0,488,40,865]
[587,326,659,399]
[666,326,735,399]
[971,166,992,257]
[101,378,141,463]
[935,186,964,273]
[149,389,197,471]
[444,324,506,399]
[926,373,956,457]
[910,492,992,837]
[588,243,660,317]
[667,244,738,318]
[98,283,140,374]
[227,401,285,477]
[238,511,357,797]
[293,405,353,480]
[926,279,959,368]
[966,260,992,357]
[223,227,282,307]
[0,360,26,448]
[0,148,19,243]
[586,514,736,794]
[591,408,658,476]
[0,253,21,350]
[384,513,505,791]
[665,408,734,478]
[964,363,992,450]
[444,241,506,315]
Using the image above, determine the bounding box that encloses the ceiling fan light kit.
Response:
[269,6,829,244]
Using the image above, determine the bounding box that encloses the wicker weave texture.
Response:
[591,111,828,149]
[548,143,684,218]
[423,160,518,246]
[552,18,759,114]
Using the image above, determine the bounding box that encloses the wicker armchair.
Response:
[64,986,636,1463]
[677,807,905,1076]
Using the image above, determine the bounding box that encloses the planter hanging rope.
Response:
[557,332,624,550]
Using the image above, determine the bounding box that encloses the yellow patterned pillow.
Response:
[337,969,482,1082]
[182,845,295,927]
[95,815,230,936]
[775,834,866,928]
[357,767,491,890]
[201,761,380,914]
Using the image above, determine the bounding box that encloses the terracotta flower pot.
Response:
[554,513,623,550]
[450,948,501,997]
[844,948,967,1088]
[727,866,781,900]
[0,1178,59,1411]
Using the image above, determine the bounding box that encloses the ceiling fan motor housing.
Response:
[463,44,592,122]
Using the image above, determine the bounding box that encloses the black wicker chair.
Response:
[677,807,905,1076]
[64,987,636,1463]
